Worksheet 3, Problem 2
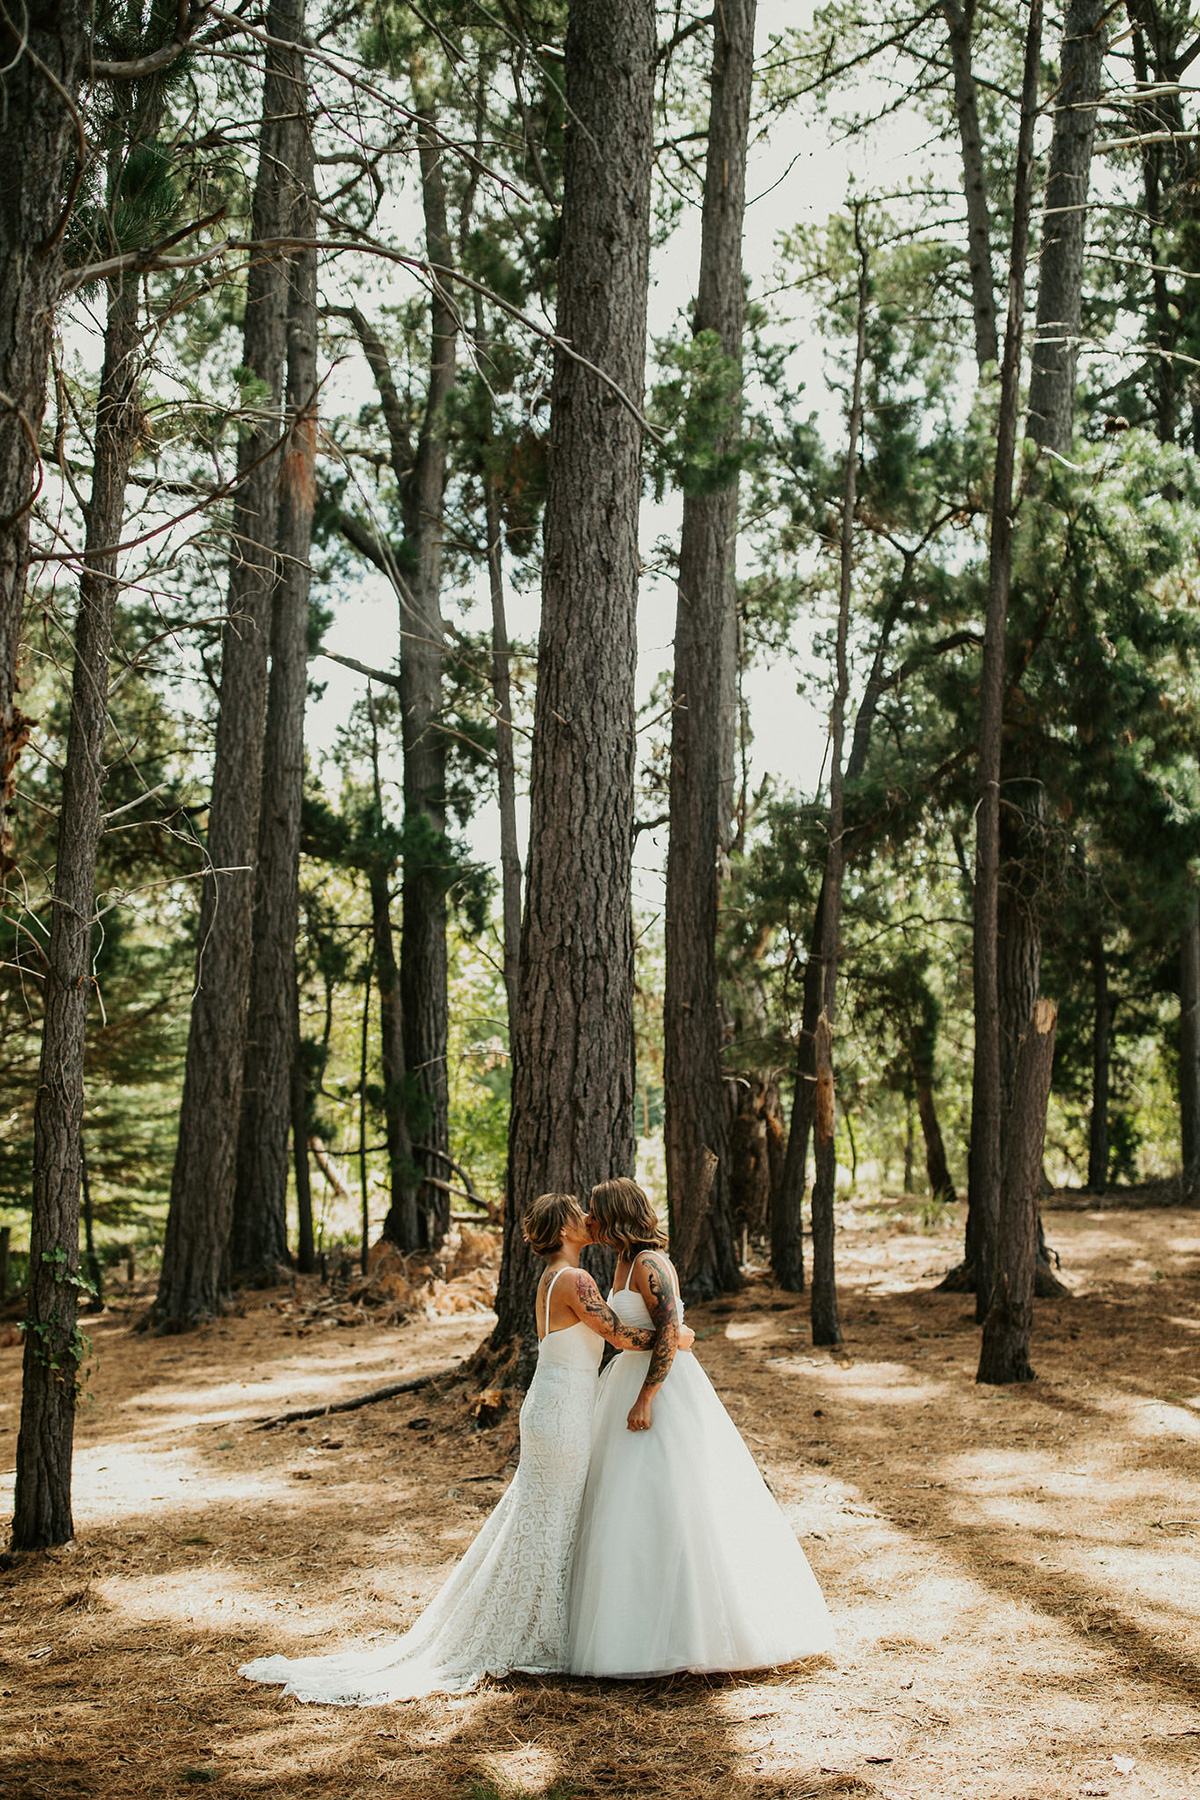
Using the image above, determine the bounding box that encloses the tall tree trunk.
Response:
[0,6,89,875]
[400,108,457,1251]
[231,101,317,1284]
[997,781,1044,1127]
[484,465,522,1025]
[1180,887,1200,1200]
[807,210,868,1349]
[151,0,304,1328]
[810,1013,841,1345]
[292,1009,316,1275]
[665,0,755,1303]
[12,262,142,1550]
[1087,929,1110,1195]
[772,584,905,1289]
[370,688,421,1254]
[1026,0,1107,456]
[942,0,999,371]
[488,0,654,1385]
[913,979,957,1203]
[978,999,1057,1384]
[967,0,1043,1326]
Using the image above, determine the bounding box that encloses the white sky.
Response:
[305,0,945,918]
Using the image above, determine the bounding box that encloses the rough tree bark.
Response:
[487,0,654,1385]
[1025,0,1106,454]
[967,0,1043,1325]
[1180,889,1200,1199]
[12,255,143,1549]
[810,1013,841,1344]
[231,90,318,1283]
[806,209,869,1349]
[151,0,304,1328]
[942,0,999,371]
[665,0,755,1303]
[0,6,90,875]
[369,689,420,1254]
[400,108,457,1250]
[978,998,1057,1384]
[1087,929,1110,1194]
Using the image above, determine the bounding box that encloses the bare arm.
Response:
[566,1270,656,1350]
[564,1269,693,1354]
[627,1253,681,1432]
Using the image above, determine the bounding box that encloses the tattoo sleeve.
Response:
[639,1254,679,1393]
[572,1272,656,1350]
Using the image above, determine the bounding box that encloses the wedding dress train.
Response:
[567,1259,835,1678]
[240,1269,602,1703]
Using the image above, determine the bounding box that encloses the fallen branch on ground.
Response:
[251,1368,456,1430]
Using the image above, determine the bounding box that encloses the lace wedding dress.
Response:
[567,1254,835,1678]
[240,1269,603,1704]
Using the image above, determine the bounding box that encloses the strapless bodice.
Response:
[536,1319,604,1373]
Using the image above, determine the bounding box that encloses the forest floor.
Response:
[2,1195,1200,1800]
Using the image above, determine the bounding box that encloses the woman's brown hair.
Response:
[588,1177,667,1257]
[522,1191,585,1258]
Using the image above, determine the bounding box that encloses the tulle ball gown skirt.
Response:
[567,1347,835,1678]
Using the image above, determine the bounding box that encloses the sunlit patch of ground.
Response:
[2,1197,1200,1798]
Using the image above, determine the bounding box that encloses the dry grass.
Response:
[2,1197,1200,1800]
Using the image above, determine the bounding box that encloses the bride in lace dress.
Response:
[568,1178,835,1678]
[241,1192,685,1704]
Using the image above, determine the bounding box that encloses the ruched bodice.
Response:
[538,1319,605,1373]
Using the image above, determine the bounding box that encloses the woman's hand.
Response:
[677,1324,695,1352]
[626,1392,653,1433]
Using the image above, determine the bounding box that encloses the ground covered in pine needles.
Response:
[2,1195,1200,1800]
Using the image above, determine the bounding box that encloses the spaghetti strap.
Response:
[540,1265,576,1337]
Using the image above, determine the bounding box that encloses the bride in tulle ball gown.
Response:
[240,1192,689,1704]
[567,1177,835,1679]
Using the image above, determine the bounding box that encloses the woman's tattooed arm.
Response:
[568,1271,657,1350]
[639,1254,681,1391]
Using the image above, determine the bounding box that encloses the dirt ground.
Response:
[2,1197,1199,1800]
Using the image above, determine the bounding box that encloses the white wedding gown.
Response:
[567,1256,835,1678]
[240,1269,603,1704]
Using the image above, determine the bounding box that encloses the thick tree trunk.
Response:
[665,0,755,1303]
[942,0,999,371]
[1180,889,1200,1199]
[0,6,89,875]
[978,999,1057,1384]
[1026,0,1106,457]
[151,0,304,1328]
[810,1013,842,1346]
[12,265,142,1550]
[400,109,457,1251]
[1087,929,1110,1194]
[488,0,654,1385]
[967,0,1042,1325]
[231,120,317,1284]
